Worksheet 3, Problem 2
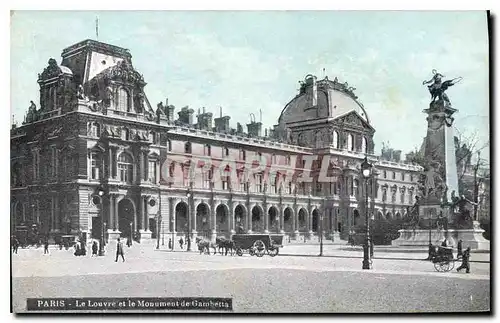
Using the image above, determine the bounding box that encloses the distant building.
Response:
[10,39,421,244]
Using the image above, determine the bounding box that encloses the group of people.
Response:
[167,236,191,250]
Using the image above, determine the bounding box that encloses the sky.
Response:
[10,11,490,161]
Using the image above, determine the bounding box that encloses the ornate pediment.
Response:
[98,60,145,86]
[335,111,373,131]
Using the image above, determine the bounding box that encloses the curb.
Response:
[277,253,490,263]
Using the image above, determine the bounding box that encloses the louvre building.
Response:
[10,39,422,244]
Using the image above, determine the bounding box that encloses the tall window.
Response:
[148,160,157,183]
[382,188,387,202]
[288,181,293,194]
[347,134,354,151]
[204,144,211,156]
[149,131,157,144]
[333,130,339,149]
[118,88,130,112]
[409,190,414,205]
[286,155,291,165]
[272,154,277,164]
[32,150,39,181]
[167,140,172,151]
[123,128,130,141]
[383,170,387,179]
[90,152,101,180]
[240,149,246,160]
[224,147,229,157]
[391,187,397,203]
[239,173,248,192]
[255,173,263,193]
[393,171,397,180]
[353,179,359,197]
[400,188,405,204]
[315,182,322,195]
[270,173,277,194]
[118,152,133,183]
[203,169,212,189]
[222,176,229,190]
[362,137,368,153]
[51,146,58,178]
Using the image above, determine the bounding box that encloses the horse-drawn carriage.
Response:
[232,234,283,257]
[429,245,455,272]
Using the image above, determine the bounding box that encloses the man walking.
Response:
[115,238,125,262]
[457,246,471,273]
[91,241,98,257]
[44,240,49,255]
[179,237,184,250]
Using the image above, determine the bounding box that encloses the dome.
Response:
[278,75,370,126]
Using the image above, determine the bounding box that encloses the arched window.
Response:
[90,152,101,180]
[353,179,359,198]
[117,152,133,183]
[224,147,229,157]
[400,188,406,204]
[362,137,368,153]
[118,88,130,112]
[332,131,339,149]
[184,142,192,154]
[347,134,354,151]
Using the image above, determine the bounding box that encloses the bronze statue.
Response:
[422,69,462,103]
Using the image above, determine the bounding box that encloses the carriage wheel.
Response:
[433,261,443,272]
[253,240,266,257]
[434,261,450,272]
[236,248,243,256]
[448,260,455,271]
[267,246,279,257]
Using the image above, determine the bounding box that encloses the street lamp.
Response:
[361,157,373,270]
[156,214,161,250]
[319,212,323,256]
[96,187,106,256]
[129,221,133,246]
[186,190,192,251]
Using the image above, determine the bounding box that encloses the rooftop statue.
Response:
[422,69,462,104]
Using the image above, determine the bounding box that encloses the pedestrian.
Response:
[457,239,463,259]
[168,238,172,250]
[126,237,132,248]
[456,246,471,273]
[186,237,191,251]
[91,241,98,257]
[44,240,49,254]
[115,238,125,262]
[179,237,184,249]
[12,237,19,254]
[370,240,374,258]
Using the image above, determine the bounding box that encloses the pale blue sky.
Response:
[10,11,490,160]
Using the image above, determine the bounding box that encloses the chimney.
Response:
[214,115,231,133]
[197,107,213,131]
[178,106,194,125]
[166,105,175,121]
[305,75,317,107]
[247,121,262,138]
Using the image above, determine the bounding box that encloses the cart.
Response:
[430,245,456,272]
[232,234,283,257]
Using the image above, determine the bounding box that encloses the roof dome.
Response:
[278,75,369,126]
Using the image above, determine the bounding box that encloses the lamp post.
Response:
[129,221,133,246]
[361,157,373,270]
[156,214,161,250]
[96,187,105,256]
[319,212,323,256]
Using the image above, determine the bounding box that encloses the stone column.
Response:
[293,204,299,240]
[210,204,217,242]
[229,201,235,237]
[280,207,285,234]
[264,206,269,233]
[247,204,253,233]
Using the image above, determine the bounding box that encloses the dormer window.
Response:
[118,88,131,112]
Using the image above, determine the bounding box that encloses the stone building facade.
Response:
[10,39,422,244]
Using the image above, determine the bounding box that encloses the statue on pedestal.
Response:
[422,69,462,104]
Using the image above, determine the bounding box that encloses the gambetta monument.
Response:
[393,70,489,250]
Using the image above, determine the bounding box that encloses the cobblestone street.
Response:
[11,243,490,313]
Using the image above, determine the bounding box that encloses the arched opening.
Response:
[268,206,279,233]
[283,207,293,233]
[196,203,210,239]
[175,202,188,233]
[234,204,247,234]
[312,209,320,232]
[362,136,367,153]
[386,212,392,221]
[215,204,229,238]
[377,211,384,221]
[298,208,307,232]
[348,134,354,151]
[118,198,135,239]
[353,209,360,226]
[251,205,264,233]
[395,212,402,220]
[333,130,339,149]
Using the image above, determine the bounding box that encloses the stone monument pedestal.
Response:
[392,221,489,250]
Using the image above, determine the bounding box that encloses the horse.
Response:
[195,237,217,255]
[216,237,235,256]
